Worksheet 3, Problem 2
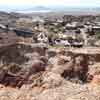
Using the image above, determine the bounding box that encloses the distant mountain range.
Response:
[14,6,51,13]
[0,6,100,13]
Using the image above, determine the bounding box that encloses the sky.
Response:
[0,0,100,7]
[0,0,100,11]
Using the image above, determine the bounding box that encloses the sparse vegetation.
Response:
[0,11,100,100]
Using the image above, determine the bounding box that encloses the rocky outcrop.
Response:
[0,43,48,88]
[47,53,89,83]
[0,45,100,100]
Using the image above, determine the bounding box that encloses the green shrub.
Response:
[96,32,100,39]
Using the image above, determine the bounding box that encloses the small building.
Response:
[13,28,33,37]
[92,26,100,33]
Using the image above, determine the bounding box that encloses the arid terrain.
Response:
[0,11,100,100]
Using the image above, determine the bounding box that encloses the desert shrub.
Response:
[96,32,100,39]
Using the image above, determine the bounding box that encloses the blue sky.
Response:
[0,0,100,10]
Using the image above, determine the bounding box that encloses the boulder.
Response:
[31,60,46,73]
[42,72,64,88]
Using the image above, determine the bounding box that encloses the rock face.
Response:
[0,45,100,100]
[41,72,64,89]
[48,54,88,83]
[0,43,47,88]
[72,55,88,82]
[0,31,19,47]
[0,45,99,87]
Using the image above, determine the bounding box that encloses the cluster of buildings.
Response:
[0,13,100,47]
